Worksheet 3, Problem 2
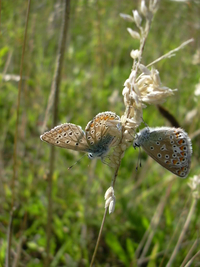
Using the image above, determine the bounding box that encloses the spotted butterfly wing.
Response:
[40,123,90,152]
[133,127,192,178]
[40,111,122,161]
[85,111,121,159]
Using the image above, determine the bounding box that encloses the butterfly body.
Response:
[133,127,192,178]
[40,111,121,161]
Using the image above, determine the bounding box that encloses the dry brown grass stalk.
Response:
[44,1,71,266]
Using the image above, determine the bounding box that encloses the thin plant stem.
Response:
[12,236,25,267]
[137,181,173,262]
[147,38,194,68]
[6,209,14,267]
[0,51,13,200]
[0,0,1,35]
[159,195,191,267]
[89,208,108,267]
[132,19,152,85]
[41,0,70,133]
[11,0,31,210]
[184,250,200,267]
[44,0,70,266]
[166,198,197,267]
[8,1,31,266]
[45,147,55,267]
[2,50,13,78]
[90,160,122,266]
[180,238,199,267]
[136,238,200,266]
[135,38,194,85]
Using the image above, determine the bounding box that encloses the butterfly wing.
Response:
[40,123,90,152]
[140,127,192,178]
[85,112,121,158]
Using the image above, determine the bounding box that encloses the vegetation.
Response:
[0,0,199,266]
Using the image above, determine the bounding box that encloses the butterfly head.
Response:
[88,153,95,159]
[133,128,150,149]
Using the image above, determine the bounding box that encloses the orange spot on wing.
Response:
[103,116,108,120]
[175,132,179,138]
[178,139,183,145]
[172,159,178,165]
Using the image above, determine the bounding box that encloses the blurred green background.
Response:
[0,0,200,266]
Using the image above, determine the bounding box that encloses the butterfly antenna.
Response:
[139,147,142,167]
[68,154,87,170]
[136,147,142,171]
[141,117,149,129]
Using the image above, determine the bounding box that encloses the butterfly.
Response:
[40,111,122,161]
[133,127,192,178]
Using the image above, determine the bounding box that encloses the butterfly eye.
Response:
[88,153,94,159]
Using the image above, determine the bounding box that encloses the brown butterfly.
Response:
[133,127,192,178]
[40,111,122,161]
